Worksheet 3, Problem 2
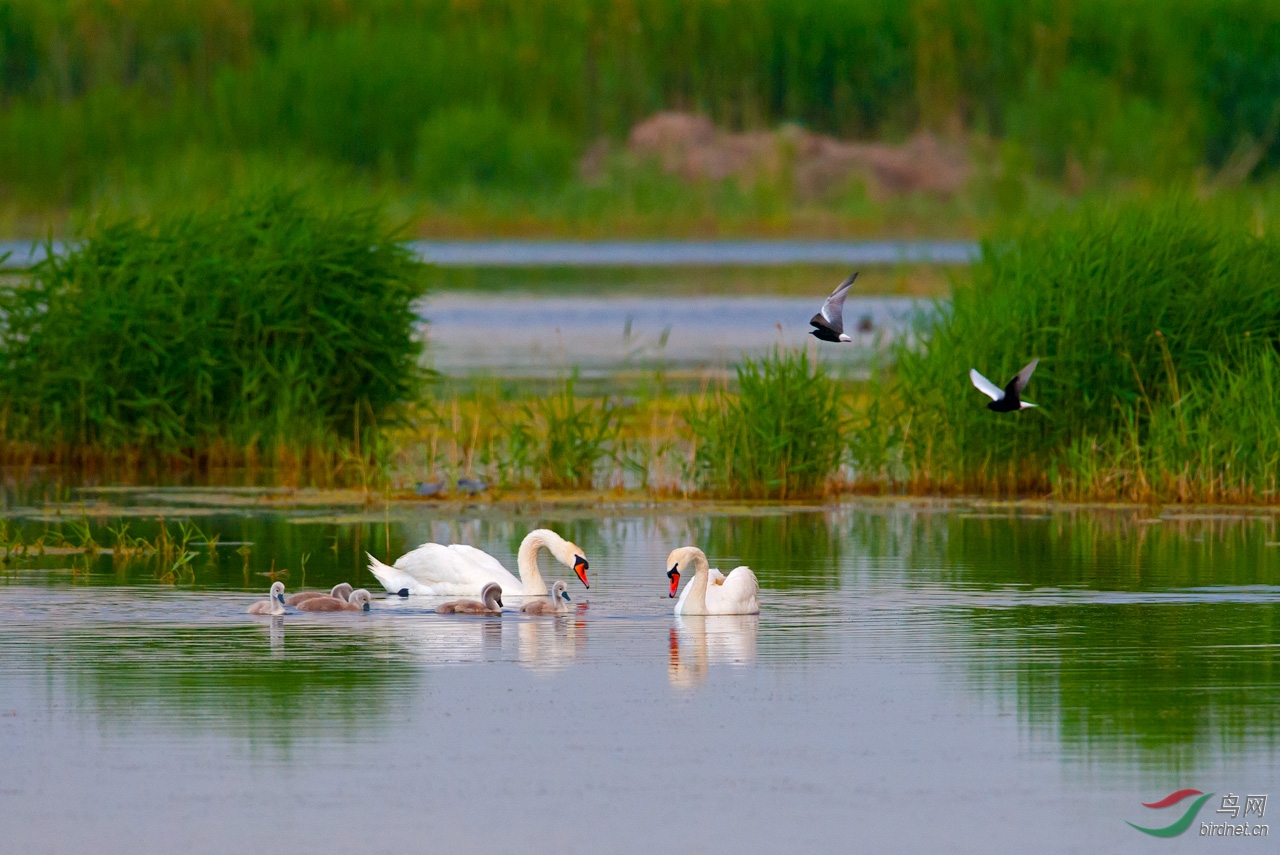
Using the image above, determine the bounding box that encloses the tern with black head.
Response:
[969,358,1040,412]
[808,272,858,343]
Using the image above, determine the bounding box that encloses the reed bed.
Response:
[0,189,426,466]
[685,350,846,499]
[3,0,1280,228]
[857,198,1280,501]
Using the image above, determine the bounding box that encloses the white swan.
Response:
[367,528,589,597]
[666,546,760,615]
[247,581,287,615]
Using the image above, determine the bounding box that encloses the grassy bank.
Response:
[3,191,1279,504]
[3,0,1280,236]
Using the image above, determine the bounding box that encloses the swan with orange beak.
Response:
[666,546,759,616]
[367,528,589,598]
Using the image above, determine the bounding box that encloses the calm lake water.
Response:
[0,490,1276,853]
[0,238,980,269]
[420,293,925,377]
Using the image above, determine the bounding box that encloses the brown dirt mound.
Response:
[620,112,970,199]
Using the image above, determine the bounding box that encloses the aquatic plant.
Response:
[1056,343,1280,503]
[685,349,845,499]
[497,377,623,491]
[0,189,426,461]
[866,198,1280,497]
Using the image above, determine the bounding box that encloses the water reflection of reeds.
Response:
[1,618,414,746]
[877,508,1280,769]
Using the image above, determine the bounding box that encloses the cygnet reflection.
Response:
[269,614,285,655]
[517,611,588,674]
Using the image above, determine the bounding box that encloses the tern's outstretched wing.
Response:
[818,272,858,332]
[1010,358,1039,395]
[969,368,1004,401]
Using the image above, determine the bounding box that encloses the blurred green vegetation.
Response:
[3,0,1280,234]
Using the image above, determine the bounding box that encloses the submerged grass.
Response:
[0,516,216,582]
[0,189,426,465]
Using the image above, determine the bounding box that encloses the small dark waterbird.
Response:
[969,358,1040,412]
[808,272,858,342]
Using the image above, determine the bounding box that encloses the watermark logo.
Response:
[1127,790,1268,839]
[1128,790,1215,837]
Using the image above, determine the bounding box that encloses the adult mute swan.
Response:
[665,546,760,615]
[247,582,287,615]
[367,528,589,598]
[437,582,503,615]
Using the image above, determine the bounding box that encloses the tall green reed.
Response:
[685,348,845,498]
[493,377,623,490]
[865,198,1280,494]
[0,188,426,460]
[1057,343,1280,502]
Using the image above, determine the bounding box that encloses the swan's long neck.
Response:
[515,531,551,596]
[683,552,712,614]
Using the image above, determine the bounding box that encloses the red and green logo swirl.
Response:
[1127,790,1214,837]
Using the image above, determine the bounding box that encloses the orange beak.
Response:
[573,555,590,588]
[667,566,680,598]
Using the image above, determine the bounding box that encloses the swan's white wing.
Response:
[674,566,726,613]
[386,543,513,596]
[1011,357,1039,395]
[705,566,760,615]
[367,553,436,595]
[969,368,1004,401]
[446,544,527,594]
[819,272,858,327]
[446,545,510,577]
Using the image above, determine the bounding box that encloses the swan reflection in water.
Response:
[368,603,589,672]
[268,615,285,656]
[667,614,759,689]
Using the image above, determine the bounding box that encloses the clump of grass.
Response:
[494,376,623,490]
[0,188,426,462]
[866,198,1280,495]
[685,348,845,499]
[1057,343,1280,503]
